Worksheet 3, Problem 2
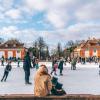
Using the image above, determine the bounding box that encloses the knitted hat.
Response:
[51,76,58,85]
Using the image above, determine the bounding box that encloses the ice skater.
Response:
[51,62,58,75]
[58,57,66,76]
[17,57,20,67]
[23,51,32,84]
[51,58,57,75]
[1,61,12,82]
[71,58,77,70]
[35,59,39,70]
[32,56,36,68]
[1,55,4,66]
[99,61,100,75]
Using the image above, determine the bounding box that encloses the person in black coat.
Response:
[17,57,20,67]
[1,61,12,82]
[23,51,32,84]
[58,57,65,76]
[99,60,100,75]
[1,55,4,66]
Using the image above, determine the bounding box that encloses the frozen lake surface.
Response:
[0,62,100,95]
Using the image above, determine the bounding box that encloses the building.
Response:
[74,38,100,58]
[0,39,25,59]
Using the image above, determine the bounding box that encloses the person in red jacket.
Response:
[51,62,58,75]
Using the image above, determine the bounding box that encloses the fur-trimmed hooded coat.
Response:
[34,66,52,96]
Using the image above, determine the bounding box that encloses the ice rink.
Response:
[0,62,100,95]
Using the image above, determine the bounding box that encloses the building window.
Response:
[97,42,100,46]
[17,50,20,53]
[86,48,89,51]
[5,44,8,47]
[13,44,16,47]
[94,48,96,52]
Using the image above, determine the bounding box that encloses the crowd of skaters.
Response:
[1,50,100,96]
[0,51,67,96]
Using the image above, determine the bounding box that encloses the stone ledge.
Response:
[0,94,100,100]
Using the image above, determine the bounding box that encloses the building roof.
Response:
[74,38,100,52]
[0,39,25,49]
[77,38,100,49]
[81,38,100,48]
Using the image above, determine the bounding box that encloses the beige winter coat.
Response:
[34,66,52,96]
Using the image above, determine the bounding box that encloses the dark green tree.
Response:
[56,42,63,58]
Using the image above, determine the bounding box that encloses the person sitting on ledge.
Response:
[34,64,52,96]
[51,76,66,96]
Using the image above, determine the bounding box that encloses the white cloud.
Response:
[63,22,100,40]
[0,0,100,29]
[0,0,100,48]
[0,0,23,21]
[24,0,49,12]
[0,26,18,41]
[46,11,66,28]
[0,12,5,20]
[0,0,14,11]
[23,0,100,29]
[0,22,100,47]
[0,26,18,38]
[23,0,71,28]
[75,0,100,21]
[2,26,17,32]
[0,6,4,12]
[5,9,22,20]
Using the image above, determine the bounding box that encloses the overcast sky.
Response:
[0,0,100,48]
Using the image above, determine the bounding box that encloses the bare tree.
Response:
[0,38,4,44]
[67,40,74,47]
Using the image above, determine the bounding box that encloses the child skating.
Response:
[35,59,39,70]
[1,61,12,82]
[51,62,58,75]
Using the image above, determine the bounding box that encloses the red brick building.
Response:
[74,38,100,58]
[0,39,25,59]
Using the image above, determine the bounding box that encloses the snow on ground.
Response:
[0,62,100,95]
